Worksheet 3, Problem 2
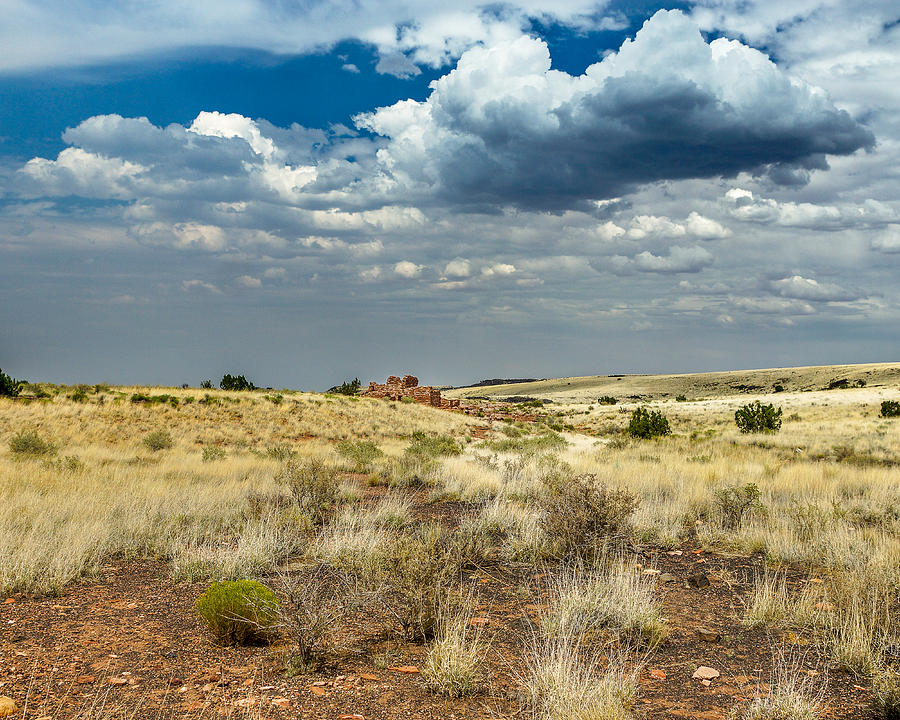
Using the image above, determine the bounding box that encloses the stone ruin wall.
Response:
[362,374,460,410]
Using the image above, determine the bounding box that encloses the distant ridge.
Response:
[448,378,542,390]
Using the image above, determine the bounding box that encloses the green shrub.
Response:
[675,394,687,402]
[735,401,782,433]
[335,439,382,471]
[773,384,785,393]
[220,373,256,391]
[482,432,567,454]
[714,482,763,530]
[276,457,340,525]
[539,473,638,559]
[598,396,617,405]
[406,431,461,458]
[202,446,226,462]
[334,378,361,396]
[378,524,466,641]
[195,580,280,645]
[626,407,670,439]
[881,401,900,418]
[0,368,23,397]
[9,430,56,457]
[143,430,174,452]
[200,379,213,389]
[68,386,89,403]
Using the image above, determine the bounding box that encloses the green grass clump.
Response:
[406,431,461,458]
[195,580,280,645]
[336,439,383,471]
[9,430,56,457]
[143,430,174,452]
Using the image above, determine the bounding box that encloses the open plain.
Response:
[2,363,900,720]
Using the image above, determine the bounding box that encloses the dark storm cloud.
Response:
[358,10,874,211]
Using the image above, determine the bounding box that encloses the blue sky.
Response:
[2,0,899,389]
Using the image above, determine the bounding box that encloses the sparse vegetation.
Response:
[3,366,900,719]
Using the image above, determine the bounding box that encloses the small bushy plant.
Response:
[68,386,89,403]
[735,401,782,433]
[406,431,461,458]
[200,379,213,389]
[881,401,900,418]
[598,396,617,405]
[714,482,763,530]
[626,407,670,439]
[9,430,56,457]
[202,446,226,462]
[539,473,637,559]
[143,430,174,452]
[334,378,361,396]
[276,457,340,525]
[195,580,279,645]
[336,439,383,471]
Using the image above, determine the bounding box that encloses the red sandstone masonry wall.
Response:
[362,374,459,409]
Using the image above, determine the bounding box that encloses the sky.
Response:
[1,0,899,390]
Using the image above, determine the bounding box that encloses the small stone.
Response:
[648,669,667,680]
[309,686,326,697]
[0,697,17,718]
[338,715,365,720]
[688,572,710,588]
[271,697,290,708]
[701,679,711,686]
[2,599,14,605]
[641,569,661,576]
[697,628,721,642]
[470,617,490,625]
[360,674,378,681]
[658,573,677,584]
[76,675,95,685]
[387,666,419,674]
[666,550,683,556]
[692,666,720,680]
[108,678,128,686]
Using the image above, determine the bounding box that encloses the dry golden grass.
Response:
[3,366,900,710]
[0,386,478,594]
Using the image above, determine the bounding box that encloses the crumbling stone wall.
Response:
[363,374,460,409]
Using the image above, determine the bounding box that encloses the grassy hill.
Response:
[445,361,900,403]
